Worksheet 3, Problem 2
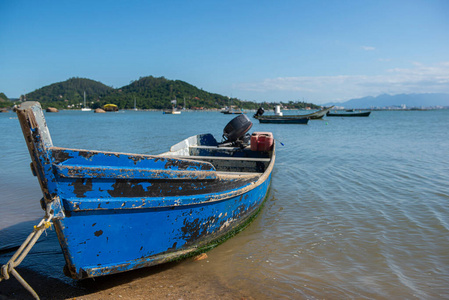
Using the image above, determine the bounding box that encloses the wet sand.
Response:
[0,221,254,300]
[0,257,252,300]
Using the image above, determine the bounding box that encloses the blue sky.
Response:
[1,0,448,104]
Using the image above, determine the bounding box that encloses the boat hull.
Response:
[55,174,271,279]
[253,106,333,123]
[222,111,243,114]
[257,117,309,124]
[163,110,181,114]
[326,111,371,117]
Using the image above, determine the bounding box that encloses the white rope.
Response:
[0,214,53,300]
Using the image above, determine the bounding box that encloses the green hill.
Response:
[25,76,320,110]
[0,92,10,108]
[26,77,114,109]
[101,76,243,110]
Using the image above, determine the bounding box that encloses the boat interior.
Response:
[161,133,273,175]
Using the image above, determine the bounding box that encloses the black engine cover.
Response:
[223,114,253,142]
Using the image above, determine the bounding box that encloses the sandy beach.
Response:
[0,256,252,300]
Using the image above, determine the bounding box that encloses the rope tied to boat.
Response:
[33,220,52,232]
[0,213,54,300]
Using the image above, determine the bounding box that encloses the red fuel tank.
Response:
[250,132,274,151]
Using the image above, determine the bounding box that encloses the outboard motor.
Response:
[222,114,253,147]
[253,107,265,118]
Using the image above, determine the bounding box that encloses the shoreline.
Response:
[0,258,251,300]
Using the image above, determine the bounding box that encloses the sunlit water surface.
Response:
[1,109,448,299]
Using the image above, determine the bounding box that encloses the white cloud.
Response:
[234,62,449,103]
[361,46,376,51]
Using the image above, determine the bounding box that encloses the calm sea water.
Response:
[1,109,448,299]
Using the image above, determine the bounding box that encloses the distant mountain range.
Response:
[325,93,449,109]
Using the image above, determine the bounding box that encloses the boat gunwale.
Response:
[49,144,275,211]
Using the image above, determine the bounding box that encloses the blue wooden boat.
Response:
[15,102,275,280]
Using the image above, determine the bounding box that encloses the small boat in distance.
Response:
[298,106,334,119]
[12,103,275,285]
[81,91,92,111]
[326,110,371,117]
[163,98,181,114]
[221,107,244,114]
[255,115,309,124]
[103,104,119,111]
[163,108,181,114]
[253,106,334,124]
